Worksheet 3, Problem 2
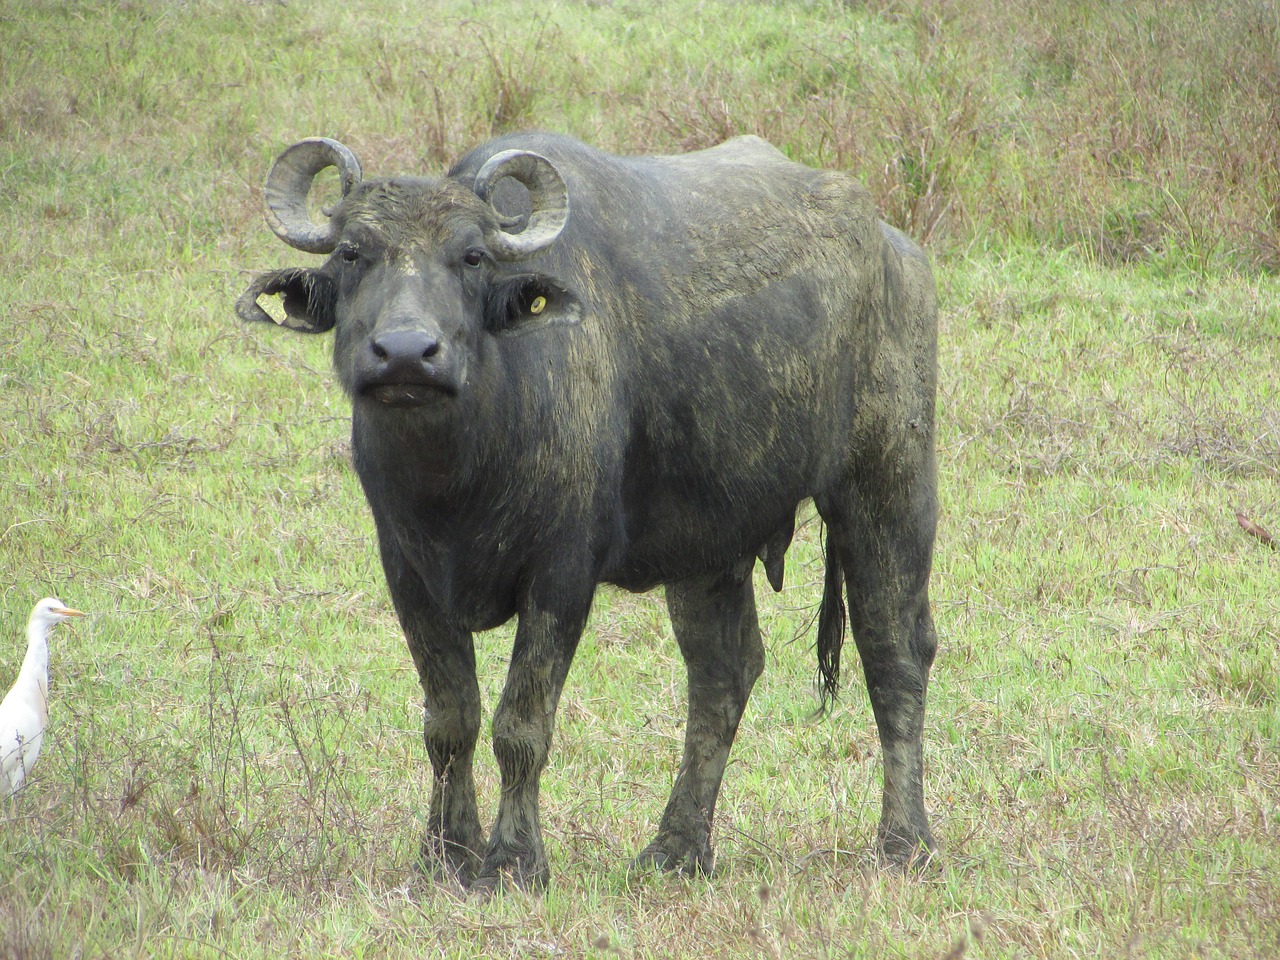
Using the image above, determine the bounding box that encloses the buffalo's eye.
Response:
[462,248,485,268]
[340,247,360,265]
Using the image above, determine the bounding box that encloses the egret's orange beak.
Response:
[54,607,85,618]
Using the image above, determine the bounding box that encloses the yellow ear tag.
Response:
[529,296,547,315]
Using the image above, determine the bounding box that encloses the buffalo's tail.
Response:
[816,525,846,712]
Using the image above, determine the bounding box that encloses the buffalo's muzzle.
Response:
[356,328,460,407]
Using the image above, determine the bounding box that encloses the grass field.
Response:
[2,0,1278,956]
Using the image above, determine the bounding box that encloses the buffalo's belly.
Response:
[598,354,851,590]
[600,458,813,592]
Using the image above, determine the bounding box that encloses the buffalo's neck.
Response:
[351,401,472,499]
[350,398,543,619]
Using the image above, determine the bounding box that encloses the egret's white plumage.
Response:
[1,597,84,798]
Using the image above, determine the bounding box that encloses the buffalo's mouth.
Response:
[359,376,459,409]
[364,382,455,408]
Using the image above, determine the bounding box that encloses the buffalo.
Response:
[237,132,940,890]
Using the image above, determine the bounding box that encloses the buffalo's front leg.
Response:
[633,565,765,875]
[475,591,590,891]
[417,628,484,883]
[380,535,485,884]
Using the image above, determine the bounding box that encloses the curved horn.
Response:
[263,138,363,254]
[474,150,569,261]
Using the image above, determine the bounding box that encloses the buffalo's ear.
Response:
[484,274,583,337]
[236,268,337,334]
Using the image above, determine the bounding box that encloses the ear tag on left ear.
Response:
[529,296,547,315]
[263,294,288,326]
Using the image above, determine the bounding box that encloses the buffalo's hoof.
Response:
[470,856,550,895]
[629,839,714,878]
[876,823,939,872]
[418,836,482,888]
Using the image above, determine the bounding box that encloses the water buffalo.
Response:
[237,132,939,890]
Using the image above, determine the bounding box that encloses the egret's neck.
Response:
[22,620,51,697]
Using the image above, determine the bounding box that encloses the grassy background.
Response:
[2,0,1278,956]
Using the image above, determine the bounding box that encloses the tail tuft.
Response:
[816,526,846,712]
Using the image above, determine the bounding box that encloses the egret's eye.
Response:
[462,248,485,267]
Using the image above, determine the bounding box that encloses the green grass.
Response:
[2,0,1279,956]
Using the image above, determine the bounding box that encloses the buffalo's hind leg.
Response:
[820,448,939,869]
[633,564,765,876]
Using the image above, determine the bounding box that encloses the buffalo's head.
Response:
[237,138,581,410]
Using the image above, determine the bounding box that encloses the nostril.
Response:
[370,329,444,368]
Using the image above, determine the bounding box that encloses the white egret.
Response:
[1,597,85,798]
